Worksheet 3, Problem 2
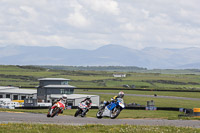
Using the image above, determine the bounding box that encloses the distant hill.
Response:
[0,44,200,69]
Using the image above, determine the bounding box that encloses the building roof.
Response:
[0,86,19,90]
[38,78,71,81]
[43,85,76,88]
[0,88,37,95]
[50,94,98,100]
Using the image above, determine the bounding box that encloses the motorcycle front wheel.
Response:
[47,106,51,117]
[47,112,51,117]
[96,109,103,119]
[74,109,82,117]
[110,107,121,119]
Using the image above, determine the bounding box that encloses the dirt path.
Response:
[0,112,200,128]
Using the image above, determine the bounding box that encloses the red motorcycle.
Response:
[47,101,65,117]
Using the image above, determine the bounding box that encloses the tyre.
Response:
[51,108,60,117]
[74,109,81,117]
[96,110,103,119]
[47,113,51,117]
[110,107,121,119]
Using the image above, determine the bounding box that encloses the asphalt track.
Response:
[0,112,200,128]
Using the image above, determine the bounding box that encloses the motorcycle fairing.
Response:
[107,102,117,110]
[102,106,111,117]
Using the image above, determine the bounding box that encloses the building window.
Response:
[13,95,18,100]
[26,99,33,103]
[60,89,65,94]
[60,89,73,94]
[6,94,10,98]
[0,95,3,98]
[61,81,68,85]
[67,89,70,94]
[21,96,26,100]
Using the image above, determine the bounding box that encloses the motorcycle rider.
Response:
[111,91,124,102]
[80,96,92,116]
[48,94,68,116]
[104,91,124,106]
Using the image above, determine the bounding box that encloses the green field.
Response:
[1,65,200,91]
[1,123,199,133]
[75,89,200,99]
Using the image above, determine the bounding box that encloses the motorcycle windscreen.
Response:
[107,102,117,110]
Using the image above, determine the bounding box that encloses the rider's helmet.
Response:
[118,91,124,98]
[85,96,91,105]
[86,96,91,100]
[62,94,67,102]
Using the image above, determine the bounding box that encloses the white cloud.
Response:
[66,12,90,28]
[81,0,120,15]
[0,0,200,50]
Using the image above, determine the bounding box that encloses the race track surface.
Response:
[0,112,200,128]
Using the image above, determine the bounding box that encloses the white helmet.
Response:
[62,94,67,101]
[118,91,124,98]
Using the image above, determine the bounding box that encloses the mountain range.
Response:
[0,44,200,69]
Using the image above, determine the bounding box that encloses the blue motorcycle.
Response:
[96,98,125,119]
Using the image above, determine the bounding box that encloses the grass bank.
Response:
[0,123,200,133]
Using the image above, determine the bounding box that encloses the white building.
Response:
[0,86,37,100]
[113,74,126,77]
[0,86,100,107]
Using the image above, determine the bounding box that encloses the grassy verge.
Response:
[0,123,200,133]
[75,92,200,109]
[75,89,200,99]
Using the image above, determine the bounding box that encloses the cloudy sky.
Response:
[0,0,200,50]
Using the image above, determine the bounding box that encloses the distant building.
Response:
[37,78,100,106]
[0,78,100,107]
[37,78,76,103]
[113,74,126,77]
[0,86,37,100]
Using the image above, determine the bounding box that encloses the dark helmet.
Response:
[86,96,91,100]
[118,91,124,98]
